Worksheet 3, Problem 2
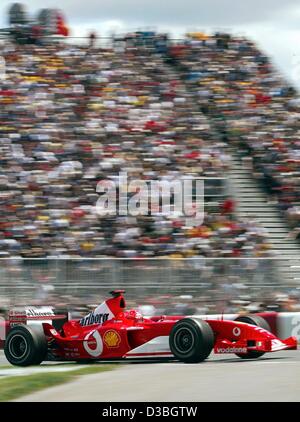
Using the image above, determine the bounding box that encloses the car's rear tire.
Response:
[4,325,47,366]
[234,315,270,359]
[169,318,214,363]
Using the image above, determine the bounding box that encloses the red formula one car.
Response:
[1,290,297,366]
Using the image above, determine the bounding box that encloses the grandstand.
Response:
[0,30,300,310]
[0,35,271,259]
[168,32,300,283]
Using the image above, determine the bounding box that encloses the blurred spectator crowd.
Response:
[0,34,272,258]
[169,32,300,239]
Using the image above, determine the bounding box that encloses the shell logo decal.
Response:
[103,330,121,348]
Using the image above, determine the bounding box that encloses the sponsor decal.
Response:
[67,352,80,357]
[80,312,109,326]
[9,307,55,320]
[64,347,79,352]
[25,307,55,317]
[80,301,114,326]
[216,347,247,354]
[83,330,103,357]
[233,327,241,336]
[103,330,121,348]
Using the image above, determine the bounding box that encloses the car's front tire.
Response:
[4,325,47,366]
[169,318,214,363]
[234,315,271,359]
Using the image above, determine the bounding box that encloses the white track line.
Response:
[0,365,86,379]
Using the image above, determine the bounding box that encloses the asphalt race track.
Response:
[0,350,299,401]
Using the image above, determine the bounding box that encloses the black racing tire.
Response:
[234,315,271,359]
[4,325,47,366]
[169,318,214,363]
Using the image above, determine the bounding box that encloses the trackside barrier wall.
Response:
[277,312,300,342]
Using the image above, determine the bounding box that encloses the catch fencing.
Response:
[0,258,291,309]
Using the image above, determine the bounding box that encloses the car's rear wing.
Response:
[0,306,69,348]
[8,306,67,323]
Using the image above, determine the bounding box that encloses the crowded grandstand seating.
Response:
[0,35,276,258]
[169,32,300,240]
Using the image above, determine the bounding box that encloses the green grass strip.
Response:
[0,364,116,402]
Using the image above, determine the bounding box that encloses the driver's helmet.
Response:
[126,309,143,321]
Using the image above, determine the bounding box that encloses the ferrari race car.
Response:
[1,290,297,366]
